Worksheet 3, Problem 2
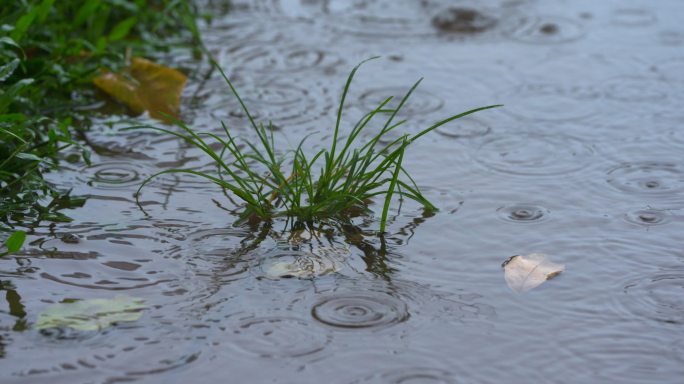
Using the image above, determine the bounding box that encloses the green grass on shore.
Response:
[0,0,203,239]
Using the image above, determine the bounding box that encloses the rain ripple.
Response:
[184,227,257,285]
[209,79,333,129]
[656,57,684,83]
[505,14,586,44]
[501,83,601,121]
[606,161,684,200]
[611,8,657,27]
[602,75,669,104]
[497,203,550,223]
[616,266,684,325]
[311,292,409,330]
[10,325,204,382]
[277,0,437,38]
[76,162,147,190]
[431,7,499,34]
[231,315,331,358]
[558,331,684,383]
[351,367,455,384]
[434,116,492,139]
[623,208,671,227]
[474,133,594,176]
[220,44,344,74]
[358,86,444,119]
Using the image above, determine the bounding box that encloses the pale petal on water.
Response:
[36,296,146,331]
[503,253,565,293]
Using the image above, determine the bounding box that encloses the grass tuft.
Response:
[134,59,500,232]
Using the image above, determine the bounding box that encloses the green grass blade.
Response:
[410,105,502,143]
[380,143,405,233]
[328,56,380,173]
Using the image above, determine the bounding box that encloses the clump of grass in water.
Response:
[135,58,500,232]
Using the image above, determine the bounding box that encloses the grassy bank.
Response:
[0,0,203,239]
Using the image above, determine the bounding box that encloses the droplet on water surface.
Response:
[506,14,585,44]
[78,162,146,189]
[606,162,684,199]
[432,7,499,34]
[311,292,409,330]
[497,204,550,223]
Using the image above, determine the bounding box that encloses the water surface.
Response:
[2,0,684,382]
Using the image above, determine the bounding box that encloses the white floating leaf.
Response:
[265,246,349,280]
[502,253,565,293]
[36,296,146,331]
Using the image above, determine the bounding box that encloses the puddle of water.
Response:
[2,0,684,383]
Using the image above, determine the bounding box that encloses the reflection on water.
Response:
[2,0,684,382]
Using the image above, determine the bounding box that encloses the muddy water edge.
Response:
[2,0,684,383]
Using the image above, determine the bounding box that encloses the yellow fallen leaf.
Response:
[93,57,187,121]
[93,71,145,114]
[502,253,565,293]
